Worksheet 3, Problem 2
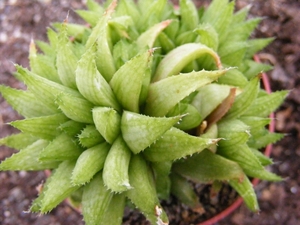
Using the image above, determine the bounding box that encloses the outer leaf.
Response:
[103,136,132,192]
[179,0,199,31]
[243,90,289,117]
[59,120,86,137]
[144,127,220,162]
[121,111,181,154]
[110,50,153,113]
[71,143,110,185]
[0,140,59,171]
[56,22,79,89]
[152,161,172,200]
[85,0,117,82]
[0,133,38,150]
[39,133,83,161]
[55,92,94,124]
[82,172,113,225]
[146,69,227,117]
[126,154,169,225]
[16,65,81,112]
[10,113,69,140]
[34,160,80,213]
[229,175,259,212]
[152,43,221,81]
[224,76,260,119]
[173,149,244,183]
[194,23,219,50]
[92,107,121,144]
[75,44,120,111]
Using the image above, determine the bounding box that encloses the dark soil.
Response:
[0,0,299,225]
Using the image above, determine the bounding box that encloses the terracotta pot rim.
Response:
[197,55,275,225]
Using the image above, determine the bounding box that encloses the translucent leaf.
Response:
[92,107,121,144]
[110,50,153,113]
[76,44,121,111]
[10,113,69,140]
[103,136,132,192]
[144,127,220,162]
[82,172,113,225]
[153,43,221,82]
[229,175,259,212]
[37,160,80,213]
[0,85,56,118]
[0,133,38,150]
[126,154,169,225]
[173,149,244,183]
[121,111,181,154]
[0,140,59,171]
[59,120,86,137]
[78,125,105,148]
[72,143,110,185]
[39,133,83,161]
[224,76,260,120]
[146,69,227,117]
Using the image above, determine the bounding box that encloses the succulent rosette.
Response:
[0,0,288,224]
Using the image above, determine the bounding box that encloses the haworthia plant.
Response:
[0,0,288,224]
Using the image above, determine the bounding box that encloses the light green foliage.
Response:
[0,0,287,224]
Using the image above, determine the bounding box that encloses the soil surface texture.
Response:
[0,0,299,225]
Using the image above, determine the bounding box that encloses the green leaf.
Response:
[173,149,244,182]
[126,154,169,225]
[110,50,153,113]
[78,125,105,148]
[98,193,125,225]
[191,83,231,119]
[76,10,99,27]
[59,120,86,137]
[86,0,104,13]
[246,38,274,58]
[219,41,249,66]
[10,113,68,140]
[121,111,181,154]
[39,133,83,161]
[229,175,259,212]
[0,140,59,171]
[218,144,281,181]
[179,0,199,31]
[0,133,39,150]
[16,65,81,112]
[82,172,113,225]
[151,161,172,200]
[92,107,121,144]
[29,40,61,83]
[0,86,56,118]
[55,92,94,124]
[152,43,221,81]
[144,128,219,162]
[224,76,260,119]
[194,23,219,50]
[146,69,227,117]
[103,136,132,192]
[217,67,248,87]
[85,0,117,82]
[137,20,172,49]
[248,130,284,149]
[36,160,80,213]
[250,148,273,166]
[243,90,289,117]
[75,44,121,111]
[71,143,110,185]
[56,22,79,89]
[170,173,200,208]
